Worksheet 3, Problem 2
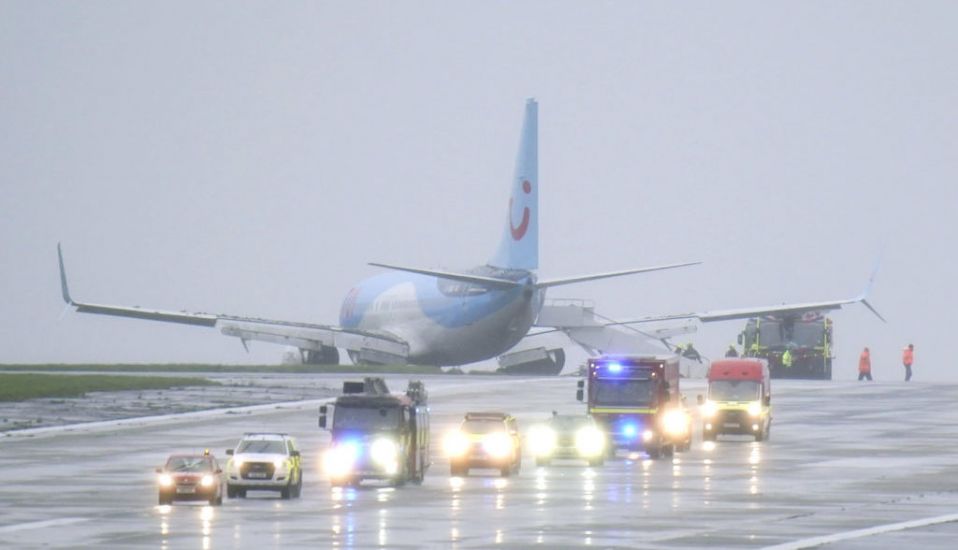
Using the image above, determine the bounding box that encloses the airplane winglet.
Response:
[57,243,75,305]
[860,298,886,323]
[856,253,886,323]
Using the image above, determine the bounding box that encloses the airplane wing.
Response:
[58,245,409,363]
[605,295,885,326]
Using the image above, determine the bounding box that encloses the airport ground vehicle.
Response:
[445,412,522,477]
[225,433,302,499]
[739,313,833,379]
[528,414,606,467]
[320,378,430,487]
[577,355,691,459]
[156,450,224,506]
[701,359,772,441]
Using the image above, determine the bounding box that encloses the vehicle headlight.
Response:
[444,431,471,458]
[574,427,605,457]
[232,457,245,469]
[158,473,173,487]
[370,438,399,466]
[528,426,557,456]
[662,409,689,437]
[324,442,359,479]
[747,401,763,417]
[701,400,718,418]
[200,474,214,487]
[642,429,654,442]
[482,433,513,459]
[272,458,286,470]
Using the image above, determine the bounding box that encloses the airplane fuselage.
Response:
[339,266,545,365]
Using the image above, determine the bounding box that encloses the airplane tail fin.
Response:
[489,98,538,270]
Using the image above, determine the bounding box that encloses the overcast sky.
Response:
[2,2,955,380]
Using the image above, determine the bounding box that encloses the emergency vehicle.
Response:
[576,355,691,459]
[700,358,772,441]
[320,378,430,487]
[739,312,833,379]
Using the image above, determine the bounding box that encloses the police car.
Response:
[225,433,303,499]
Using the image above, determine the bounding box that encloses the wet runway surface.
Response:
[1,375,957,548]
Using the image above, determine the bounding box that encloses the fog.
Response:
[2,2,955,380]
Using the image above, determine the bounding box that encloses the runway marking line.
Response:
[0,517,90,533]
[762,512,958,549]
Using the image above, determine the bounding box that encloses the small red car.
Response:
[156,451,225,506]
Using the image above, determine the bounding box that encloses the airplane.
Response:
[57,99,882,370]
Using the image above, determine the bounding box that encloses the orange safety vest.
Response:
[859,351,871,374]
[903,347,914,367]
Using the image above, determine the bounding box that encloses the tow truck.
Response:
[576,355,691,459]
[320,377,430,487]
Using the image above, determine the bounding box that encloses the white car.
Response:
[225,433,302,499]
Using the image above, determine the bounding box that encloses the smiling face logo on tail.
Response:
[491,99,538,270]
[509,180,533,241]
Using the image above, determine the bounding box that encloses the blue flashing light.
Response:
[337,439,362,459]
[607,362,623,373]
[622,423,637,438]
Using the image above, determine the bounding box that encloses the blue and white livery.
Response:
[57,99,877,367]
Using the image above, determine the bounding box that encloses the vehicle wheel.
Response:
[158,495,171,506]
[412,457,425,485]
[647,447,661,459]
[703,432,716,442]
[765,424,771,441]
[755,427,765,442]
[499,466,512,477]
[450,462,466,477]
[237,489,247,499]
[663,444,674,458]
[280,485,291,499]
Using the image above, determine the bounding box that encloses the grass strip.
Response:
[0,373,219,402]
[0,363,448,374]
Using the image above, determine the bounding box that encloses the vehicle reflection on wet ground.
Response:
[1,375,957,548]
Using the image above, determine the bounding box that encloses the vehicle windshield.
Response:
[165,457,212,472]
[236,440,287,454]
[333,405,401,432]
[709,380,761,402]
[549,416,592,432]
[758,321,822,349]
[592,379,654,407]
[461,419,506,434]
[791,323,823,348]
